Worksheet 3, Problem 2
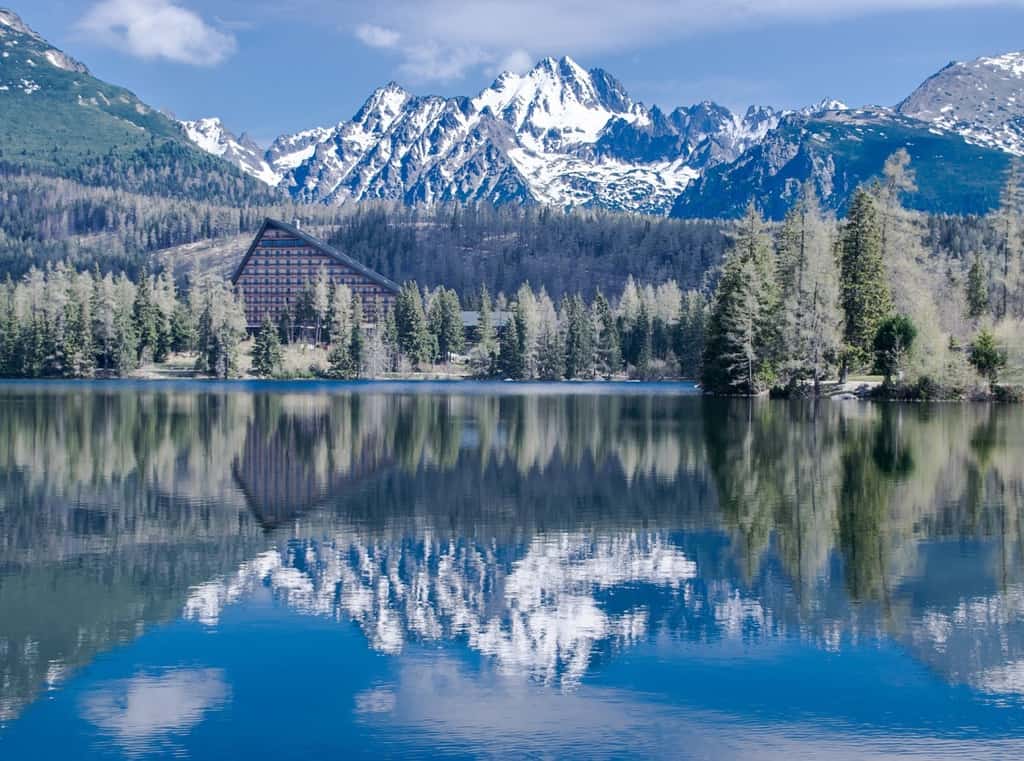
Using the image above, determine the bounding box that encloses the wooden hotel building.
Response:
[231,218,400,329]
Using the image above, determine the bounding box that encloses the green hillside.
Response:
[0,9,277,204]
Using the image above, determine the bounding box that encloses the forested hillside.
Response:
[0,173,346,276]
[0,9,279,205]
[0,173,733,296]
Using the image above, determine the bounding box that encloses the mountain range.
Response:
[183,58,786,215]
[181,48,1024,218]
[1,7,1022,218]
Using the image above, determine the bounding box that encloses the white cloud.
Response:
[494,49,534,76]
[81,669,229,753]
[355,24,400,49]
[79,0,237,66]
[344,0,1021,81]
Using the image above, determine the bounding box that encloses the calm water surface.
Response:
[1,382,1023,759]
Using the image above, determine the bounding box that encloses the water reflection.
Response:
[81,669,229,755]
[1,385,1024,754]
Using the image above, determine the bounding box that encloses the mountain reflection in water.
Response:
[1,384,1023,758]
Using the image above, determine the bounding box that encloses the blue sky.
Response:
[16,0,1024,145]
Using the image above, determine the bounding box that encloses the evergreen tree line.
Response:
[699,151,1024,396]
[245,274,704,382]
[3,151,1022,392]
[0,265,246,379]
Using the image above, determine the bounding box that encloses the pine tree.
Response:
[563,294,595,379]
[702,203,779,393]
[498,314,524,379]
[873,314,917,385]
[395,281,433,368]
[132,269,160,363]
[194,277,246,378]
[593,291,621,379]
[277,309,293,346]
[251,315,283,377]
[428,287,464,362]
[170,301,196,353]
[966,252,989,319]
[328,295,365,379]
[840,188,892,373]
[968,328,1007,388]
[536,322,565,380]
[634,301,653,379]
[327,340,351,379]
[674,290,706,379]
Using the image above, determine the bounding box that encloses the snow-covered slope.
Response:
[178,49,1024,216]
[897,51,1024,155]
[182,56,783,214]
[180,118,279,186]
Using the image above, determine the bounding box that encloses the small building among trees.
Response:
[231,218,399,331]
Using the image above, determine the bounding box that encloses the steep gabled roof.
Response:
[230,217,400,293]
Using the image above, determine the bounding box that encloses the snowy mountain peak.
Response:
[897,49,1024,155]
[181,54,787,212]
[801,97,849,115]
[352,81,415,133]
[472,54,641,152]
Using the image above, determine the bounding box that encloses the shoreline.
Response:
[0,375,1020,402]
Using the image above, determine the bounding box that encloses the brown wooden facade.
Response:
[231,218,399,329]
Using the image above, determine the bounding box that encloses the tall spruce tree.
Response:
[966,252,990,319]
[428,287,464,362]
[498,313,525,379]
[593,291,621,379]
[674,290,706,379]
[634,302,653,379]
[702,203,779,393]
[251,315,283,377]
[395,281,434,368]
[840,188,892,373]
[563,294,595,379]
[132,269,160,363]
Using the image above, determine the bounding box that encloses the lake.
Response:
[1,382,1023,759]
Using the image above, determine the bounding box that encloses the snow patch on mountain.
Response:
[0,9,88,74]
[898,50,1024,156]
[180,117,280,185]
[181,55,784,213]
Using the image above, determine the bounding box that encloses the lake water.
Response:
[1,382,1023,759]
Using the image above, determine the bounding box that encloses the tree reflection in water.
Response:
[1,385,1024,724]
